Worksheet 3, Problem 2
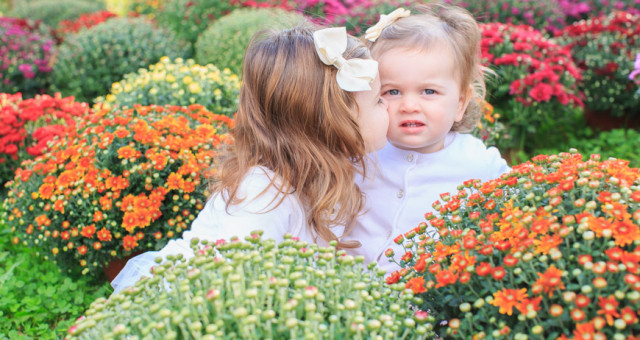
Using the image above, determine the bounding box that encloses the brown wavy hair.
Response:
[212,24,372,248]
[368,2,487,133]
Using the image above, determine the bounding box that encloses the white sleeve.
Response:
[111,168,302,293]
[484,145,511,180]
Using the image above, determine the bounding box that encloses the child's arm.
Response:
[111,167,304,293]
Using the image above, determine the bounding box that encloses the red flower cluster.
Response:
[480,22,584,151]
[481,22,583,107]
[5,104,233,277]
[390,150,640,339]
[556,11,640,116]
[57,11,118,38]
[0,93,91,182]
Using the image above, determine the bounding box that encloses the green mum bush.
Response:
[8,0,106,29]
[195,7,306,76]
[95,57,241,117]
[156,0,235,47]
[50,17,190,104]
[67,234,435,339]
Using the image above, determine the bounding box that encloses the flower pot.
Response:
[103,252,142,282]
[583,107,640,131]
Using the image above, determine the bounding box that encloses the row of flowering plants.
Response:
[0,92,91,184]
[387,150,640,339]
[555,11,640,119]
[55,10,118,41]
[2,104,233,278]
[67,235,435,339]
[479,22,584,153]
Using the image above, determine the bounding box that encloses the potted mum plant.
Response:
[0,92,92,184]
[556,11,640,129]
[480,22,584,157]
[66,234,435,339]
[388,150,640,339]
[95,57,241,117]
[3,104,233,279]
[0,17,55,98]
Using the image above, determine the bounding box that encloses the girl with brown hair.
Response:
[112,23,389,293]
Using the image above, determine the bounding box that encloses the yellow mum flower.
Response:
[189,83,202,94]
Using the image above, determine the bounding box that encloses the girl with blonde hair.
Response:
[345,3,510,274]
[112,23,389,292]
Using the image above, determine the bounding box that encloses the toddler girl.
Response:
[347,4,510,274]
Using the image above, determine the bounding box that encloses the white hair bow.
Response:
[364,8,411,42]
[313,27,378,92]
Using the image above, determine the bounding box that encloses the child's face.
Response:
[378,46,469,154]
[354,75,389,153]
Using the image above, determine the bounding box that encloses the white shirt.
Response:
[111,166,332,293]
[345,132,510,274]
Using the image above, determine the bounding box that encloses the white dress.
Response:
[111,166,331,293]
[345,132,511,274]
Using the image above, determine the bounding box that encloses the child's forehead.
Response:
[377,43,455,64]
[377,45,462,83]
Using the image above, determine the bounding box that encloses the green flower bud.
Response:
[285,318,298,329]
[232,307,248,319]
[403,318,416,328]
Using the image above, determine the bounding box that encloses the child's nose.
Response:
[400,95,419,113]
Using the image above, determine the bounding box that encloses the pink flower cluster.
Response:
[0,18,54,97]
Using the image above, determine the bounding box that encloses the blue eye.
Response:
[424,89,436,95]
[387,89,399,96]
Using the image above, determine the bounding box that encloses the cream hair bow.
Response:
[313,27,378,92]
[364,8,411,42]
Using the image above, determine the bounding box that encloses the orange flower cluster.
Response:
[4,104,232,277]
[389,150,640,339]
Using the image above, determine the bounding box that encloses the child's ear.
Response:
[455,86,473,122]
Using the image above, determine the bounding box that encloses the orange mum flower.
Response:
[534,265,565,297]
[96,227,112,242]
[534,234,562,255]
[80,224,96,239]
[435,268,458,288]
[93,210,103,222]
[516,296,541,315]
[491,288,527,315]
[167,172,184,191]
[122,235,138,251]
[405,277,427,294]
[38,183,55,200]
[77,245,88,255]
[612,220,640,247]
[597,295,620,326]
[117,145,139,159]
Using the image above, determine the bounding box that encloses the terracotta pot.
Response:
[583,107,640,131]
[103,252,142,282]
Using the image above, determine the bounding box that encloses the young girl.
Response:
[111,24,389,293]
[345,4,510,274]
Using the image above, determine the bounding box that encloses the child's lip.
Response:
[399,120,426,127]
